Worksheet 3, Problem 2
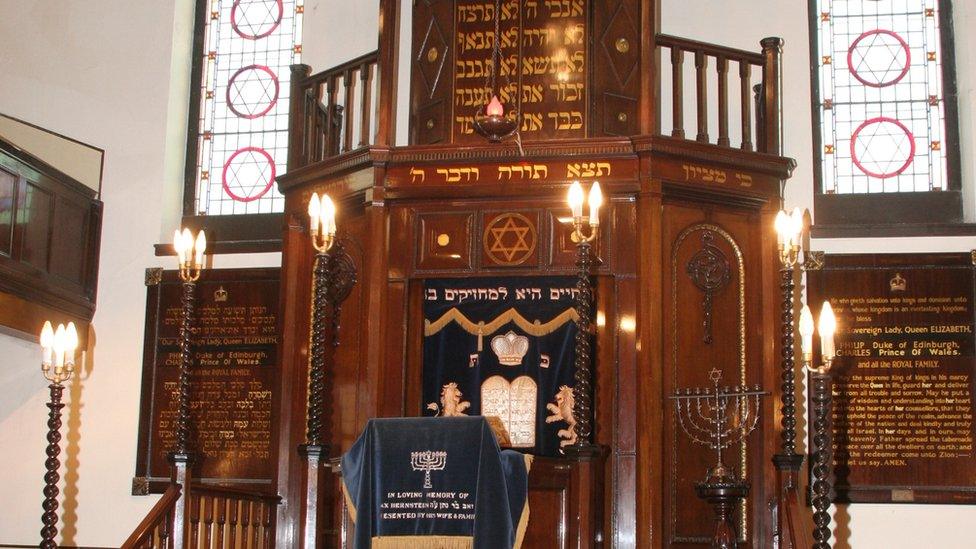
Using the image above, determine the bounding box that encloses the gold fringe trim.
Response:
[424,307,578,339]
[513,453,533,549]
[341,478,358,524]
[372,535,473,548]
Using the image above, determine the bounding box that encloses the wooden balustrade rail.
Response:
[122,483,281,549]
[288,51,379,171]
[656,34,783,154]
[121,485,181,549]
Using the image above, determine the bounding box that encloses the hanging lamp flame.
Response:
[473,95,518,143]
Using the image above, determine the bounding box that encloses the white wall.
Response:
[661,2,976,548]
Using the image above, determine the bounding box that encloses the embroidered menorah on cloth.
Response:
[410,450,448,489]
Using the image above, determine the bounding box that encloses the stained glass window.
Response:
[190,0,304,215]
[813,0,950,195]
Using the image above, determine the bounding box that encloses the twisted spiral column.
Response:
[306,252,331,446]
[779,266,798,455]
[40,384,64,549]
[571,240,594,448]
[175,280,196,455]
[810,371,833,549]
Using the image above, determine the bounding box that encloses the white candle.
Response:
[568,181,584,218]
[588,182,603,226]
[308,192,321,235]
[799,305,814,359]
[65,322,78,367]
[819,301,836,361]
[194,231,206,268]
[789,207,804,248]
[181,228,193,266]
[40,321,54,367]
[774,210,789,251]
[322,194,336,236]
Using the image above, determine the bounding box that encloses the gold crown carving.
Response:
[214,285,229,302]
[490,331,530,366]
[889,273,907,292]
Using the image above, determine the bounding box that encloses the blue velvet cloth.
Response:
[341,417,530,548]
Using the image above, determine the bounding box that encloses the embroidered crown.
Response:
[490,331,530,366]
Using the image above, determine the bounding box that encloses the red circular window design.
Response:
[222,147,277,202]
[226,65,280,119]
[850,117,916,179]
[231,0,284,40]
[847,29,911,88]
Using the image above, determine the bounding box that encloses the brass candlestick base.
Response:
[695,478,749,549]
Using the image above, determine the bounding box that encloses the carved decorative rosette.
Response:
[686,231,731,344]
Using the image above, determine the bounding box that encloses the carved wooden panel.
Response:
[417,212,474,271]
[481,210,541,268]
[663,204,765,547]
[411,0,455,144]
[592,0,641,137]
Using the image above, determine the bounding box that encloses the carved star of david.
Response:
[484,213,536,265]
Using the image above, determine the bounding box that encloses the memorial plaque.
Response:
[133,268,280,494]
[807,252,976,503]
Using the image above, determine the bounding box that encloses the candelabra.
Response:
[300,192,337,549]
[773,208,804,461]
[169,228,206,548]
[800,302,837,549]
[565,181,601,455]
[38,321,79,549]
[671,369,766,549]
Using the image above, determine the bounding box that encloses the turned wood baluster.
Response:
[671,47,684,138]
[261,503,273,549]
[324,75,339,158]
[240,501,252,549]
[214,496,227,549]
[250,502,261,548]
[188,495,201,548]
[739,62,753,151]
[202,496,215,547]
[717,56,730,147]
[695,50,709,143]
[342,68,355,152]
[358,62,373,148]
[227,501,239,549]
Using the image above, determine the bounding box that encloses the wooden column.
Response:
[374,0,400,146]
[639,0,660,135]
[287,64,312,171]
[760,37,784,155]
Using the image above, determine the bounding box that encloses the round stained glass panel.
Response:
[226,65,280,119]
[847,29,911,88]
[850,117,916,179]
[231,0,284,40]
[222,147,277,202]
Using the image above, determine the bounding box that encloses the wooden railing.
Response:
[656,35,783,155]
[122,484,280,549]
[288,51,379,170]
[121,485,181,549]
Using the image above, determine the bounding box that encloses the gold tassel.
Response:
[372,535,473,548]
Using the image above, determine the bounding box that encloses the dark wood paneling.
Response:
[592,0,642,137]
[417,212,474,271]
[0,140,101,322]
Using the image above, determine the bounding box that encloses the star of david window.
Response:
[186,0,304,217]
[811,0,962,228]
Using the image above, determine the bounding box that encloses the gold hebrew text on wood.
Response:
[453,0,588,142]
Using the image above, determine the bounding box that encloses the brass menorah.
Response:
[671,368,767,549]
[410,450,447,489]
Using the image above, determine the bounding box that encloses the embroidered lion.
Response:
[546,385,577,448]
[426,382,471,417]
